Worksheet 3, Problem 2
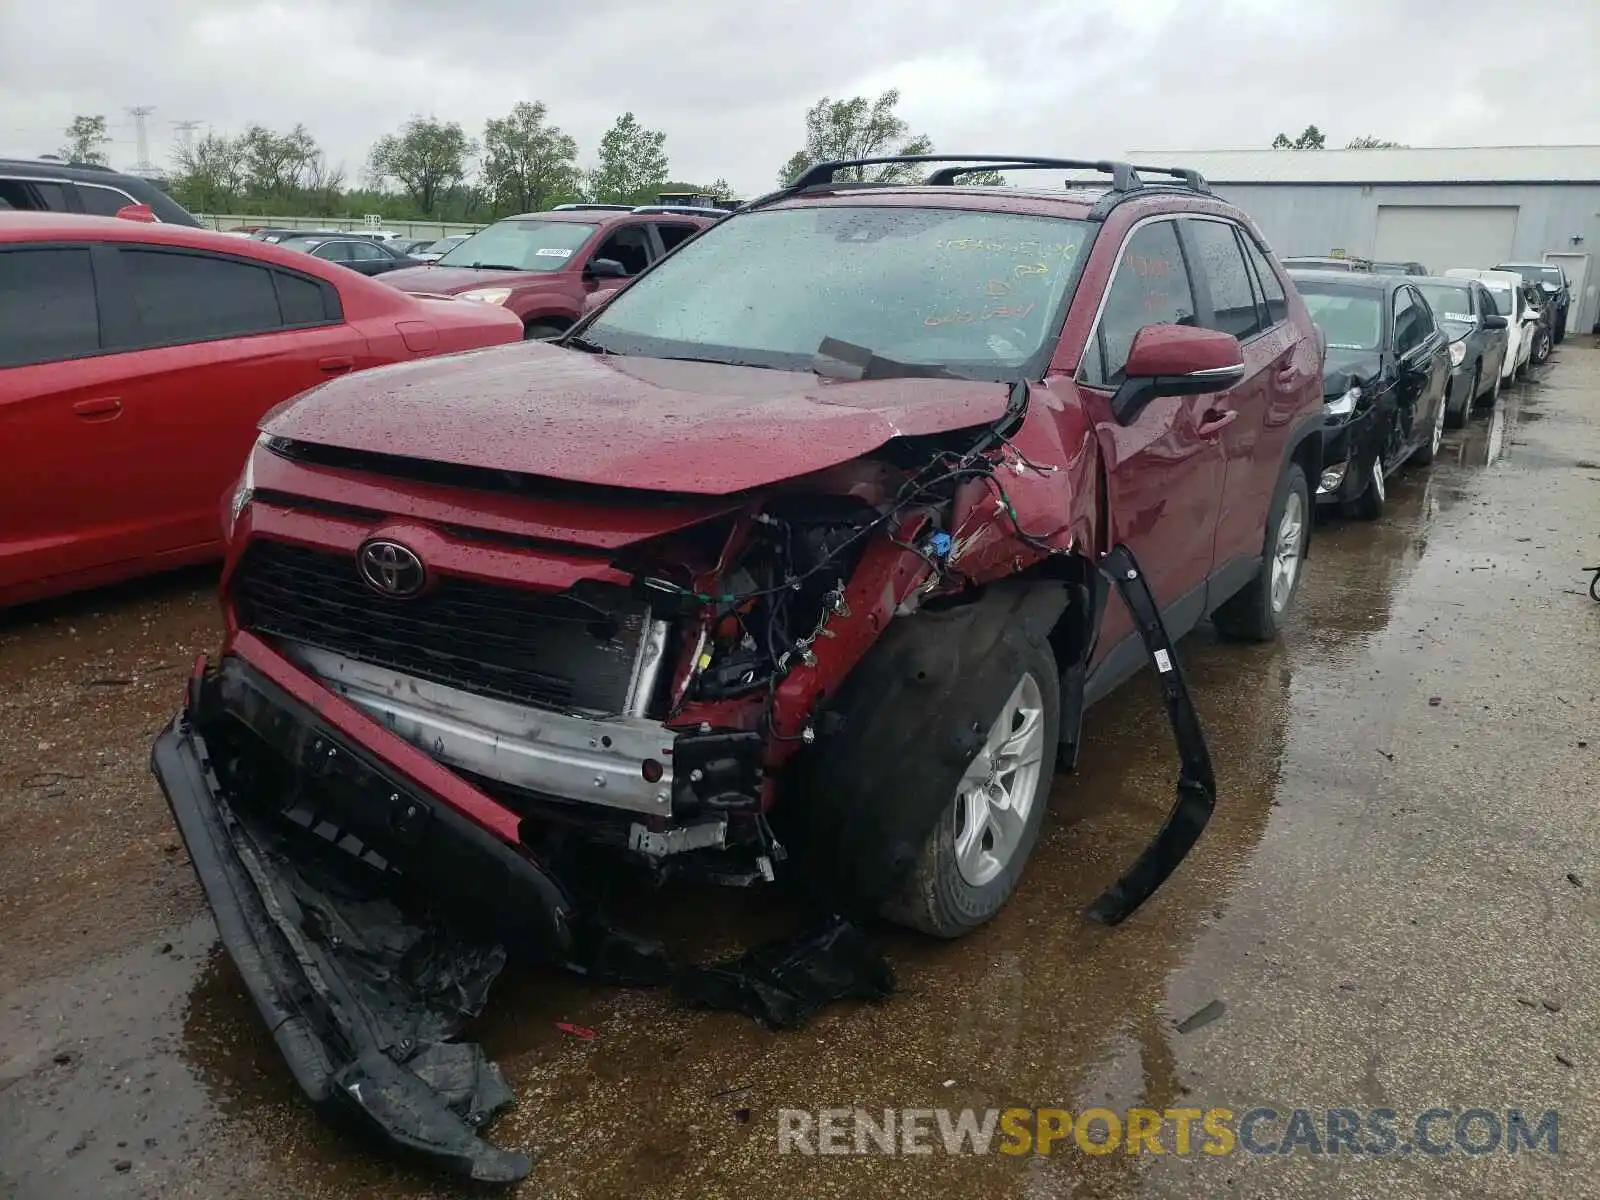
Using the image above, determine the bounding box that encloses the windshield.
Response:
[1415,284,1475,333]
[1298,284,1383,351]
[582,206,1092,380]
[1483,286,1516,316]
[1496,264,1563,287]
[437,220,596,271]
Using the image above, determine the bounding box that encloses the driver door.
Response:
[578,222,655,301]
[1075,218,1227,689]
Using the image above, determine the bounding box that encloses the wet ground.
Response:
[3,346,1600,1199]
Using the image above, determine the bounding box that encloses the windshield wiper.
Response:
[463,262,522,271]
[563,335,608,354]
[812,336,961,381]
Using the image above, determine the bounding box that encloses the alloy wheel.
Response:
[1430,392,1446,456]
[1270,489,1305,614]
[952,673,1046,887]
[1371,456,1386,503]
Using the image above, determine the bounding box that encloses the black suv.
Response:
[1493,262,1572,343]
[0,159,201,226]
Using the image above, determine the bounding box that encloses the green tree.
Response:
[241,124,320,199]
[368,117,477,215]
[168,130,247,212]
[586,113,669,206]
[777,90,933,185]
[481,101,581,214]
[1271,125,1326,150]
[1345,135,1408,149]
[60,115,110,166]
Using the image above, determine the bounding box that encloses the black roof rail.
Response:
[1126,163,1211,193]
[792,155,1141,193]
[629,204,730,217]
[551,202,633,212]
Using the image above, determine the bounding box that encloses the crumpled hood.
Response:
[262,341,1011,495]
[382,265,560,294]
[1321,349,1381,399]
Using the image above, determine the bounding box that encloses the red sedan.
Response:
[0,212,524,607]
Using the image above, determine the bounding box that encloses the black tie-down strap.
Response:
[1085,543,1217,925]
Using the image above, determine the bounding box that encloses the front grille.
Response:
[234,541,650,713]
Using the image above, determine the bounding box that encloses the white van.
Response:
[1443,269,1537,381]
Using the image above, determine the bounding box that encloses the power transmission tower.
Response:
[127,106,156,174]
[172,120,202,155]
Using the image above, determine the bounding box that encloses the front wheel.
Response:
[1213,462,1310,642]
[1411,389,1447,465]
[1448,365,1478,429]
[1531,327,1552,366]
[883,643,1060,937]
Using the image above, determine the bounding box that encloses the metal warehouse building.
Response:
[1127,146,1600,337]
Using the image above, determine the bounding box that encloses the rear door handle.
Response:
[318,356,355,374]
[72,396,122,419]
[1197,409,1238,438]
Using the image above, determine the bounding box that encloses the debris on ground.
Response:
[1174,999,1226,1034]
[555,1023,596,1040]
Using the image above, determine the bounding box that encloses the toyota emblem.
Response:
[357,539,426,598]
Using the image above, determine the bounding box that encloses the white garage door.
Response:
[1372,206,1519,274]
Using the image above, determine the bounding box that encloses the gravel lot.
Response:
[3,344,1599,1199]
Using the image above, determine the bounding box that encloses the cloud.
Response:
[1,0,1595,197]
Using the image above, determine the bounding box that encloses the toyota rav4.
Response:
[152,155,1325,1176]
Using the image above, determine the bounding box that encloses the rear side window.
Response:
[1187,219,1263,340]
[273,270,338,326]
[118,249,283,346]
[0,247,101,367]
[1240,236,1288,326]
[655,223,698,252]
[78,184,137,217]
[1084,219,1197,387]
[0,178,70,212]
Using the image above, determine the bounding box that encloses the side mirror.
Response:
[1109,325,1246,425]
[1483,314,1508,330]
[114,203,157,223]
[585,257,629,279]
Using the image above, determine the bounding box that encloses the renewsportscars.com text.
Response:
[777,1106,1559,1157]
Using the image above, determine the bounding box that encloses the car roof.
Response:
[496,208,698,225]
[1287,268,1388,288]
[1445,268,1522,286]
[0,157,139,182]
[1492,261,1556,268]
[0,212,384,268]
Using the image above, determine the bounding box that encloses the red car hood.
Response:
[382,264,558,294]
[263,342,1010,495]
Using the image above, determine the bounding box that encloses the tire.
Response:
[882,641,1060,937]
[1213,462,1310,642]
[1486,363,1502,408]
[1411,388,1447,465]
[1553,310,1566,345]
[1531,327,1552,366]
[1342,451,1387,522]
[1447,365,1477,429]
[523,322,565,341]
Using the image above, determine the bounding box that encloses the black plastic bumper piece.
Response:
[1085,543,1217,925]
[150,662,564,1185]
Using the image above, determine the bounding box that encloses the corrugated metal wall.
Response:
[1214,182,1600,332]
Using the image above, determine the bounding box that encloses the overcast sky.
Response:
[3,0,1597,198]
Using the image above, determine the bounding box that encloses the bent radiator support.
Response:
[1085,542,1218,925]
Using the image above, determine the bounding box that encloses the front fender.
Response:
[944,379,1100,580]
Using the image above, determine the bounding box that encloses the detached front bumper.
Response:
[151,648,579,1183]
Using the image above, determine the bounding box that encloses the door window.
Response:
[655,223,699,253]
[274,270,338,326]
[591,225,653,275]
[117,249,284,347]
[1393,288,1427,354]
[78,184,138,217]
[345,240,388,261]
[0,247,101,366]
[1240,235,1288,326]
[314,241,354,262]
[1187,219,1264,340]
[1407,287,1436,339]
[1083,219,1196,387]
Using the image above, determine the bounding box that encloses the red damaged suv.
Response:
[152,157,1324,1170]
